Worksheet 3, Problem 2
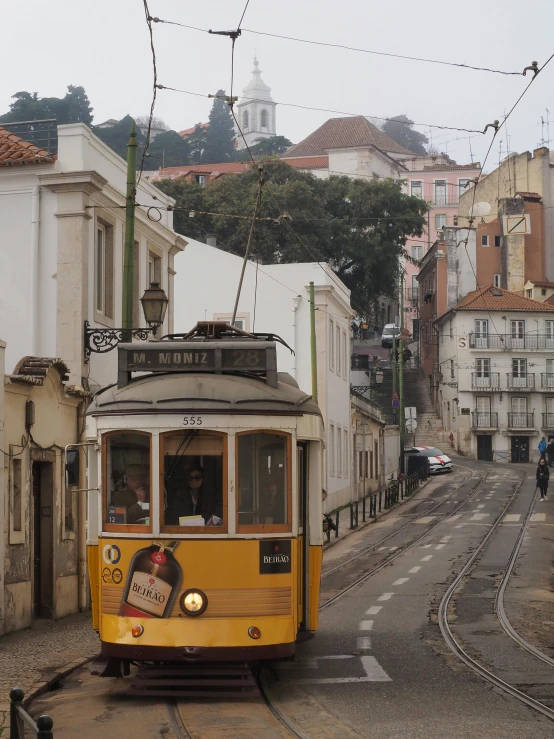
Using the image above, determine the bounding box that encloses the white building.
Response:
[0,122,186,391]
[235,57,277,151]
[435,285,554,462]
[172,238,355,509]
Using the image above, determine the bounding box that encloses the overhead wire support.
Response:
[138,0,158,188]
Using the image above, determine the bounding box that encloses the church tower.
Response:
[235,57,276,150]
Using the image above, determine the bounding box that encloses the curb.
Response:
[21,655,96,709]
[323,477,431,551]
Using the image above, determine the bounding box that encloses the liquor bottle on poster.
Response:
[119,540,182,618]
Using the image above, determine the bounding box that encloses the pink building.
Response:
[398,154,481,333]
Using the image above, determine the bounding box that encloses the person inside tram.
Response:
[165,464,221,526]
[111,464,149,524]
[260,480,285,524]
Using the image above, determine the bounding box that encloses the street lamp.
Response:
[375,369,384,384]
[84,282,169,363]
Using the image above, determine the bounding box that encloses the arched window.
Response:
[260,109,268,130]
[242,110,249,131]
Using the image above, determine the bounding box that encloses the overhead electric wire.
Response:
[237,0,251,30]
[137,0,158,188]
[149,15,523,76]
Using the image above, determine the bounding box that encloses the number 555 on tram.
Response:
[83,325,324,676]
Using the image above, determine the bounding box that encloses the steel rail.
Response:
[495,487,554,668]
[166,701,193,739]
[320,466,489,610]
[438,474,554,721]
[322,465,474,580]
[258,671,311,739]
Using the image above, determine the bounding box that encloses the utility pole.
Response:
[399,272,405,474]
[309,282,318,403]
[122,123,138,337]
[391,332,397,422]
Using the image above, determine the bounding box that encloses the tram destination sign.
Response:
[118,341,277,387]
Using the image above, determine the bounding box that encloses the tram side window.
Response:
[162,431,225,530]
[237,432,288,527]
[105,433,151,526]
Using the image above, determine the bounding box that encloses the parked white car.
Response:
[405,446,453,474]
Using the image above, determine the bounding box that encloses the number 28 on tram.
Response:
[83,328,324,675]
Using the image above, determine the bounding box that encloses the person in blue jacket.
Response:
[538,437,547,461]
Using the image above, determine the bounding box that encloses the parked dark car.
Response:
[381,324,400,348]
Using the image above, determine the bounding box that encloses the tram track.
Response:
[320,465,490,610]
[437,470,554,722]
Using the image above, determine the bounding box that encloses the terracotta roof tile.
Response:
[156,155,329,179]
[528,280,554,288]
[178,122,209,137]
[284,116,417,158]
[0,126,56,166]
[517,191,542,201]
[452,285,554,312]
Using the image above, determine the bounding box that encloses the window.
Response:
[475,319,488,338]
[411,245,423,261]
[495,235,501,247]
[95,222,114,318]
[329,319,334,371]
[476,396,491,425]
[434,180,447,205]
[546,320,554,340]
[511,320,525,339]
[475,358,490,377]
[511,396,527,414]
[374,440,378,479]
[260,109,269,129]
[337,427,342,477]
[435,214,447,230]
[336,325,341,375]
[12,458,22,532]
[162,430,226,531]
[344,430,348,478]
[458,179,471,198]
[329,424,335,476]
[493,274,501,287]
[194,175,206,188]
[527,289,533,297]
[512,358,527,377]
[449,320,453,339]
[450,359,455,379]
[242,110,249,131]
[213,313,249,331]
[104,432,151,529]
[342,331,347,379]
[148,251,161,286]
[481,235,489,247]
[237,431,289,531]
[410,181,423,198]
[542,288,547,296]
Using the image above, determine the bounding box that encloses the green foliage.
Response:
[0,86,93,126]
[157,161,428,316]
[381,114,428,155]
[93,115,145,160]
[235,135,293,161]
[184,123,209,164]
[142,129,191,170]
[202,90,236,163]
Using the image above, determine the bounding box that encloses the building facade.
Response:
[435,286,554,461]
[172,237,355,510]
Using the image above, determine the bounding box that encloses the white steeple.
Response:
[235,56,277,150]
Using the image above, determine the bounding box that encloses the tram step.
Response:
[129,661,259,698]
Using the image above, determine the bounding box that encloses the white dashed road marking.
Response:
[421,555,433,561]
[435,544,445,549]
[393,578,409,585]
[359,620,373,631]
[415,516,436,524]
[365,606,382,615]
[408,566,421,574]
[470,513,489,521]
[531,513,546,522]
[357,636,372,650]
[504,514,521,522]
[378,593,394,601]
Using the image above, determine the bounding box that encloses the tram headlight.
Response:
[179,589,208,617]
[248,626,262,640]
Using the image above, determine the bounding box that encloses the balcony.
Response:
[541,373,554,389]
[472,411,498,429]
[542,413,554,429]
[508,412,534,429]
[469,333,554,350]
[406,288,419,302]
[506,373,535,390]
[471,373,500,390]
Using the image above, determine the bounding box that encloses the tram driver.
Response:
[165,464,222,526]
[111,464,149,524]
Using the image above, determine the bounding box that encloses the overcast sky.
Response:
[3,0,554,171]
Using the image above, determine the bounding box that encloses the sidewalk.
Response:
[0,612,99,734]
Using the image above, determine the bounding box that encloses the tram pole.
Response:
[309,282,318,403]
[122,123,138,338]
[399,273,405,474]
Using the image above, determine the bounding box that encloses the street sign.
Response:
[405,419,417,433]
[392,392,399,400]
[405,406,417,419]
[392,398,400,410]
[401,329,411,339]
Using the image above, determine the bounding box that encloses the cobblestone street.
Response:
[0,613,99,735]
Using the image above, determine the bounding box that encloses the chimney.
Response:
[206,234,218,248]
[534,146,548,158]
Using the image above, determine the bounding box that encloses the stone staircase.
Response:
[373,365,448,449]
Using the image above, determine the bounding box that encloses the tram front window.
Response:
[237,432,289,530]
[105,432,151,526]
[162,431,226,531]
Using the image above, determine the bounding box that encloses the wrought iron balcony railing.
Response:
[469,333,554,350]
[542,413,554,428]
[541,373,554,389]
[506,373,535,389]
[406,288,419,301]
[507,412,534,428]
[471,372,500,390]
[471,411,498,428]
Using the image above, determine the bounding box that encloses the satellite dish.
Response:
[468,201,491,218]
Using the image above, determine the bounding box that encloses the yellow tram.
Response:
[83,323,324,676]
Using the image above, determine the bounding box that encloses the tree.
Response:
[381,115,428,155]
[235,135,293,161]
[93,115,145,160]
[185,123,209,164]
[142,129,191,170]
[0,86,93,126]
[202,90,236,163]
[135,115,169,132]
[157,160,428,316]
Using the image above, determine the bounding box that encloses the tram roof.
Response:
[87,371,321,417]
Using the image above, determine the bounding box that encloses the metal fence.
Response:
[10,689,53,738]
[323,468,427,543]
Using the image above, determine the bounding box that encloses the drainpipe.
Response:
[30,186,41,355]
[291,296,301,379]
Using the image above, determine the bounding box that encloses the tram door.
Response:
[297,442,309,630]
